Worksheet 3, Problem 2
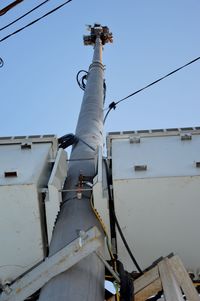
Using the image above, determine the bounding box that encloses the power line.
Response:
[0,0,72,43]
[0,0,24,16]
[0,0,50,32]
[104,55,200,123]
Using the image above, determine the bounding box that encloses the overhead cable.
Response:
[0,0,24,16]
[0,0,50,32]
[104,55,200,123]
[0,0,72,43]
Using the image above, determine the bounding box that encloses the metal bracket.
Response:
[0,227,101,301]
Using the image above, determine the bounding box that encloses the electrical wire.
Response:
[58,133,78,149]
[117,260,134,301]
[0,0,72,43]
[104,158,143,274]
[0,0,24,16]
[0,0,50,32]
[0,57,4,67]
[90,196,115,261]
[76,70,88,91]
[114,212,143,274]
[103,80,107,103]
[58,133,95,151]
[76,70,107,104]
[104,102,116,124]
[103,158,118,258]
[104,55,200,123]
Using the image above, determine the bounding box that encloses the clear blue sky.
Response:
[0,0,200,137]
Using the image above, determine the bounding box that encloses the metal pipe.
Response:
[38,25,112,301]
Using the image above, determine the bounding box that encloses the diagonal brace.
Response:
[0,227,101,301]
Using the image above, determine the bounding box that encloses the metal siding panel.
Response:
[112,135,200,179]
[109,131,200,273]
[0,138,62,283]
[113,177,200,273]
[0,143,53,186]
[0,185,44,283]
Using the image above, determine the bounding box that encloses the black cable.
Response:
[76,70,88,91]
[103,80,107,103]
[0,0,72,43]
[114,212,143,274]
[76,71,106,104]
[104,55,200,123]
[196,285,200,294]
[103,158,118,258]
[118,261,134,301]
[0,0,24,16]
[0,0,50,32]
[103,101,116,124]
[58,133,78,149]
[0,57,4,67]
[58,133,95,151]
[104,158,143,274]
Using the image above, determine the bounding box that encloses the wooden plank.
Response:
[169,255,200,301]
[107,297,115,301]
[107,266,160,301]
[106,278,162,301]
[134,266,159,294]
[108,256,200,301]
[135,278,162,301]
[158,258,184,301]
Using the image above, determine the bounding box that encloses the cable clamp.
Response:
[109,101,117,110]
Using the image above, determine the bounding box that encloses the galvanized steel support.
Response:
[38,25,112,301]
